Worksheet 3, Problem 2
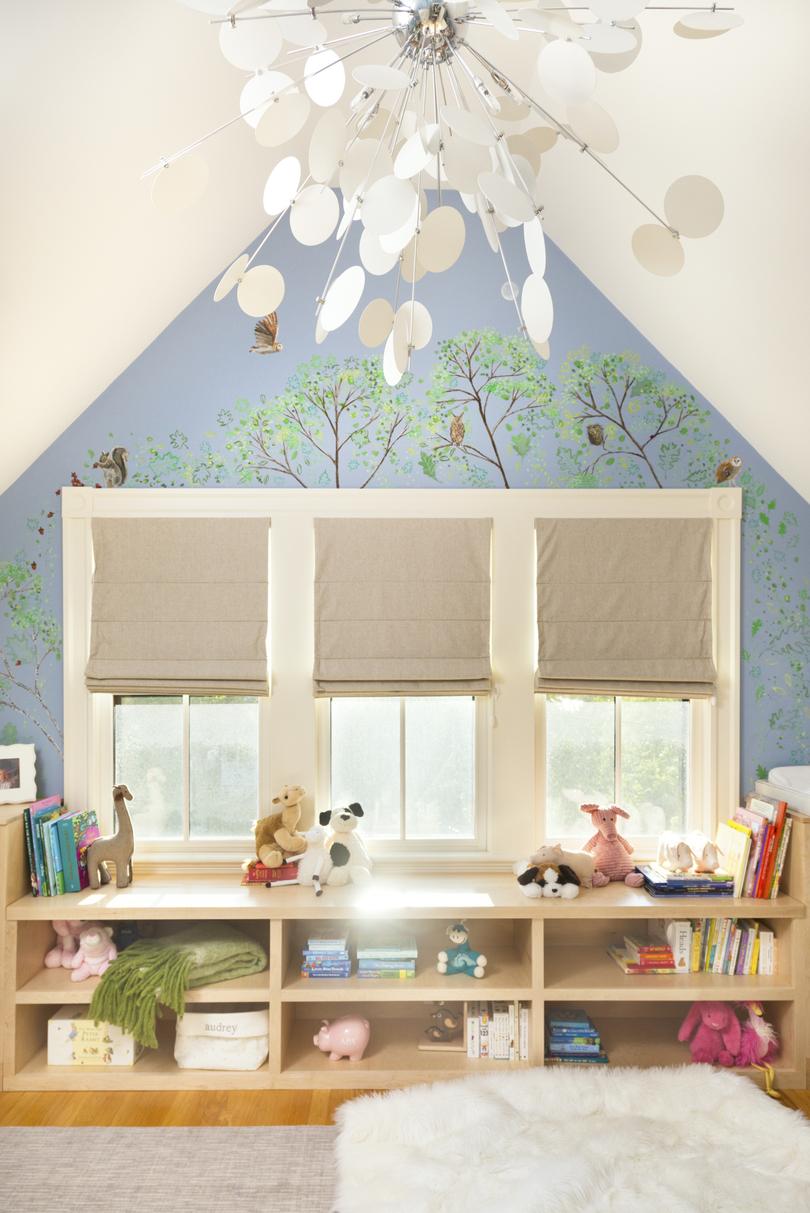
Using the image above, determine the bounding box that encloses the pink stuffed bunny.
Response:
[70,922,117,982]
[580,804,644,887]
[678,1001,741,1066]
[44,920,84,969]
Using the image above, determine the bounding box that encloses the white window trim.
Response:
[62,485,741,871]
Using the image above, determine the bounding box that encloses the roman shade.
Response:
[314,517,491,696]
[535,517,716,697]
[86,517,270,695]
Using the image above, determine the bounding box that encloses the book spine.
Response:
[49,820,65,896]
[509,1001,516,1062]
[491,1003,510,1061]
[753,825,774,898]
[770,816,793,899]
[467,1002,480,1059]
[519,1004,529,1062]
[479,1002,490,1059]
[690,922,701,972]
[742,828,764,898]
[356,970,414,979]
[40,818,55,896]
[727,926,741,976]
[23,809,38,896]
[757,929,774,976]
[670,921,692,972]
[59,819,81,893]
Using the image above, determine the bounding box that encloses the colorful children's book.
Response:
[716,821,751,899]
[25,796,62,895]
[45,818,66,895]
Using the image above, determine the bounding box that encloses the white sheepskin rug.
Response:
[334,1065,810,1213]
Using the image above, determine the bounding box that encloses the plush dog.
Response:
[517,862,580,899]
[515,843,594,891]
[253,784,308,869]
[318,802,372,886]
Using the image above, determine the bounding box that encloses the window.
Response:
[544,695,691,840]
[329,697,479,843]
[114,695,259,840]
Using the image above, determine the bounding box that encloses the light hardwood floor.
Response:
[0,1088,808,1126]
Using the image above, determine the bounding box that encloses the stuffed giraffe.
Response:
[580,803,644,888]
[86,785,135,890]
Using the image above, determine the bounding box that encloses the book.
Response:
[715,822,752,899]
[508,1001,516,1062]
[649,920,692,971]
[70,809,101,890]
[356,935,417,960]
[547,1008,595,1031]
[607,945,677,975]
[307,933,349,951]
[491,1002,510,1060]
[547,1052,609,1064]
[357,969,415,979]
[467,1001,480,1059]
[770,815,793,899]
[55,812,81,893]
[46,818,65,896]
[547,1040,603,1055]
[27,797,63,895]
[479,1002,491,1059]
[357,958,415,971]
[623,935,674,963]
[242,861,300,885]
[519,1005,529,1062]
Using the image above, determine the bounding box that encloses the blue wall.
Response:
[1,220,807,797]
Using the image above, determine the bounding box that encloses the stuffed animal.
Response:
[515,843,594,891]
[677,1000,741,1065]
[437,922,487,979]
[686,831,721,873]
[295,824,331,894]
[657,831,695,874]
[734,1001,779,1068]
[580,803,644,887]
[70,922,118,982]
[253,784,308,869]
[517,862,580,899]
[318,802,372,886]
[44,919,84,969]
[424,1004,463,1044]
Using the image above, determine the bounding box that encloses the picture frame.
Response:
[0,744,37,804]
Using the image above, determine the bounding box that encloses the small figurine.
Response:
[313,1015,371,1062]
[86,784,135,889]
[424,1003,463,1044]
[437,921,488,979]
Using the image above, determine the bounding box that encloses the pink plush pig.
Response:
[313,1015,371,1061]
[70,922,117,982]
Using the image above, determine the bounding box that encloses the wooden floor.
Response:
[0,1087,808,1126]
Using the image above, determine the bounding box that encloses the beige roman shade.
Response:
[535,517,716,697]
[314,517,491,696]
[86,518,270,695]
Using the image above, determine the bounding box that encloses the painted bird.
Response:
[250,312,283,354]
[449,414,465,446]
[587,423,605,447]
[715,455,743,484]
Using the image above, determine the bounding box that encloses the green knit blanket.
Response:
[88,923,268,1048]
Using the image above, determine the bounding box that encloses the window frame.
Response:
[62,485,740,871]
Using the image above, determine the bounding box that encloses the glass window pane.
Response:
[331,698,400,839]
[189,696,259,838]
[546,696,614,838]
[114,697,183,839]
[620,697,689,836]
[405,697,475,840]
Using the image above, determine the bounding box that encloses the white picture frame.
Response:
[0,744,37,804]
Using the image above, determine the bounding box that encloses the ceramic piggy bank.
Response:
[313,1015,371,1062]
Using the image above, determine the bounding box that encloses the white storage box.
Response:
[174,1003,269,1071]
[48,1005,142,1067]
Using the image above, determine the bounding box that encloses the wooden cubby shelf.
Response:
[1,809,808,1093]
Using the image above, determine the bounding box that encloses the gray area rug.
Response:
[0,1127,338,1213]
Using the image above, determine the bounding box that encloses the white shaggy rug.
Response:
[335,1066,810,1213]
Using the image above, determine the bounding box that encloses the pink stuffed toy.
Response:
[70,922,117,982]
[44,920,84,969]
[734,1001,779,1068]
[580,804,644,888]
[678,1001,741,1066]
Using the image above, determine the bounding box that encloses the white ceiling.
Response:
[2,0,808,501]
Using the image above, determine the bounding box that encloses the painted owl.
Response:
[587,423,605,447]
[450,414,465,446]
[250,312,282,354]
[715,455,743,484]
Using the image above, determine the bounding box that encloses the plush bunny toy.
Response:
[677,1001,741,1066]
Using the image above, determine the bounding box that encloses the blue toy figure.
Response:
[437,921,488,979]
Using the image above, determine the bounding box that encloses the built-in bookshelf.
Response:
[1,808,807,1092]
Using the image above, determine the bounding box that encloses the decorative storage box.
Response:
[48,1005,142,1067]
[174,1003,269,1071]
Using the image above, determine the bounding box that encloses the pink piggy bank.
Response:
[313,1015,371,1062]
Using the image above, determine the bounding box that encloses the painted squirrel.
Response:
[94,447,128,488]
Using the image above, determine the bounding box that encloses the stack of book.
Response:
[636,863,734,898]
[466,1001,529,1061]
[356,933,417,980]
[608,935,678,975]
[241,860,300,887]
[23,796,101,897]
[300,932,351,979]
[546,1008,608,1064]
[728,794,793,900]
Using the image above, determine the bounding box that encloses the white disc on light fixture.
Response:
[383,330,404,386]
[417,205,466,273]
[237,264,286,317]
[379,197,419,253]
[255,93,311,148]
[501,280,517,302]
[523,216,546,277]
[520,7,580,38]
[309,109,345,182]
[151,154,208,215]
[359,297,394,348]
[476,0,519,40]
[262,156,301,215]
[533,340,550,359]
[507,130,553,174]
[587,0,647,18]
[290,184,339,245]
[401,238,427,284]
[397,300,432,350]
[219,17,282,71]
[339,139,393,199]
[304,48,346,107]
[476,195,499,254]
[664,175,724,237]
[441,105,496,147]
[240,72,293,129]
[315,315,328,345]
[679,9,743,31]
[362,175,417,236]
[213,253,249,303]
[521,274,554,344]
[359,228,400,275]
[566,100,619,153]
[320,264,365,332]
[591,19,642,73]
[353,64,412,92]
[478,171,535,223]
[538,40,597,107]
[442,138,491,193]
[395,130,433,180]
[579,22,638,54]
[495,94,529,124]
[392,306,411,369]
[631,224,685,276]
[279,14,326,46]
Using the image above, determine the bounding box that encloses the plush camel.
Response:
[253,784,308,868]
[580,803,644,887]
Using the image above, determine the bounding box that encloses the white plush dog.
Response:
[318,802,372,886]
